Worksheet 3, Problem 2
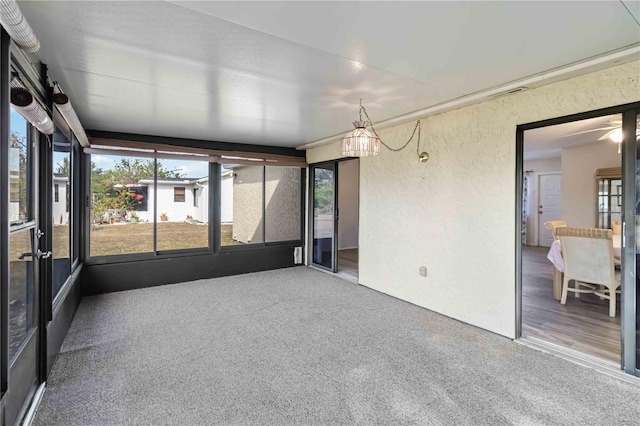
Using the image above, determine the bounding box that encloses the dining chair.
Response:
[556,227,619,317]
[543,220,567,241]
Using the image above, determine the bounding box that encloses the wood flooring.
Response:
[338,248,358,280]
[522,245,621,364]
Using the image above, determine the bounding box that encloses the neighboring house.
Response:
[138,177,210,223]
[52,174,69,225]
[95,171,235,225]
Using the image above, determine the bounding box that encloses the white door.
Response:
[538,174,562,247]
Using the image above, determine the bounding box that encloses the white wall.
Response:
[338,159,359,250]
[561,141,621,228]
[193,181,209,223]
[522,157,561,245]
[52,177,69,225]
[153,182,197,223]
[221,174,233,223]
[307,61,640,339]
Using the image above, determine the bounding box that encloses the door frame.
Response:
[308,157,361,275]
[515,101,640,376]
[1,32,50,424]
[535,172,562,247]
[309,161,339,272]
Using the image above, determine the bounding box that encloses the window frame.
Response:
[219,166,305,253]
[173,186,185,203]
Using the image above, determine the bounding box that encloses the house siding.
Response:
[306,60,640,339]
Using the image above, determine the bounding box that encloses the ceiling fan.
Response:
[562,118,622,139]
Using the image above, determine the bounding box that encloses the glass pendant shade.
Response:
[341,121,381,157]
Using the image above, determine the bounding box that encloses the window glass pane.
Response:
[222,166,264,246]
[52,129,71,298]
[173,186,185,202]
[71,137,81,264]
[635,112,640,369]
[90,154,155,256]
[9,230,36,361]
[9,107,31,224]
[265,167,301,242]
[156,160,209,251]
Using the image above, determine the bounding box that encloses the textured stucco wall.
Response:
[232,166,264,244]
[306,61,640,338]
[265,167,301,242]
[232,166,302,244]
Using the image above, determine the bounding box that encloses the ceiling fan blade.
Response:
[598,128,619,141]
[563,126,618,137]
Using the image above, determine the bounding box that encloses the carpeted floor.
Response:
[35,267,640,425]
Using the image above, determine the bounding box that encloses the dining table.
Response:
[546,234,621,301]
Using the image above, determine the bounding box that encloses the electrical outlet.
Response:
[419,266,427,277]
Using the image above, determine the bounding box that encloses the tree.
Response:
[91,158,183,222]
[104,158,182,185]
[55,156,70,176]
[9,131,27,220]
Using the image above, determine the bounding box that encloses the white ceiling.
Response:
[18,1,640,148]
[523,114,621,161]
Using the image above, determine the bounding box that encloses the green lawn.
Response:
[90,222,238,257]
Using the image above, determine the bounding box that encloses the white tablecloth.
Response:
[546,235,621,273]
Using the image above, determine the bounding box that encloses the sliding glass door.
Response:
[5,108,41,425]
[311,163,337,271]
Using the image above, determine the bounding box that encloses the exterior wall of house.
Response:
[265,167,301,242]
[306,60,640,339]
[142,181,196,223]
[232,166,264,243]
[52,176,69,225]
[232,166,301,244]
[561,141,621,228]
[221,173,233,223]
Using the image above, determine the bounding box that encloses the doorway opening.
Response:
[520,112,623,364]
[310,158,359,282]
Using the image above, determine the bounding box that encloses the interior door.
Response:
[311,162,337,272]
[4,108,41,425]
[538,173,562,247]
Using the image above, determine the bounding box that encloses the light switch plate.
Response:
[419,266,427,277]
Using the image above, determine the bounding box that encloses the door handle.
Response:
[18,252,33,260]
[37,250,52,259]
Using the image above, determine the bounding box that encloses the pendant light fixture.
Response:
[341,99,428,162]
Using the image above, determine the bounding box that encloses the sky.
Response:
[12,106,213,179]
[91,154,210,179]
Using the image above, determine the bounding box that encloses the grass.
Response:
[9,222,240,259]
[89,222,238,257]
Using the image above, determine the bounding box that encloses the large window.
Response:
[222,166,302,246]
[156,172,209,252]
[52,128,72,298]
[9,109,31,224]
[8,108,35,360]
[90,154,155,256]
[265,167,301,242]
[90,152,209,256]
